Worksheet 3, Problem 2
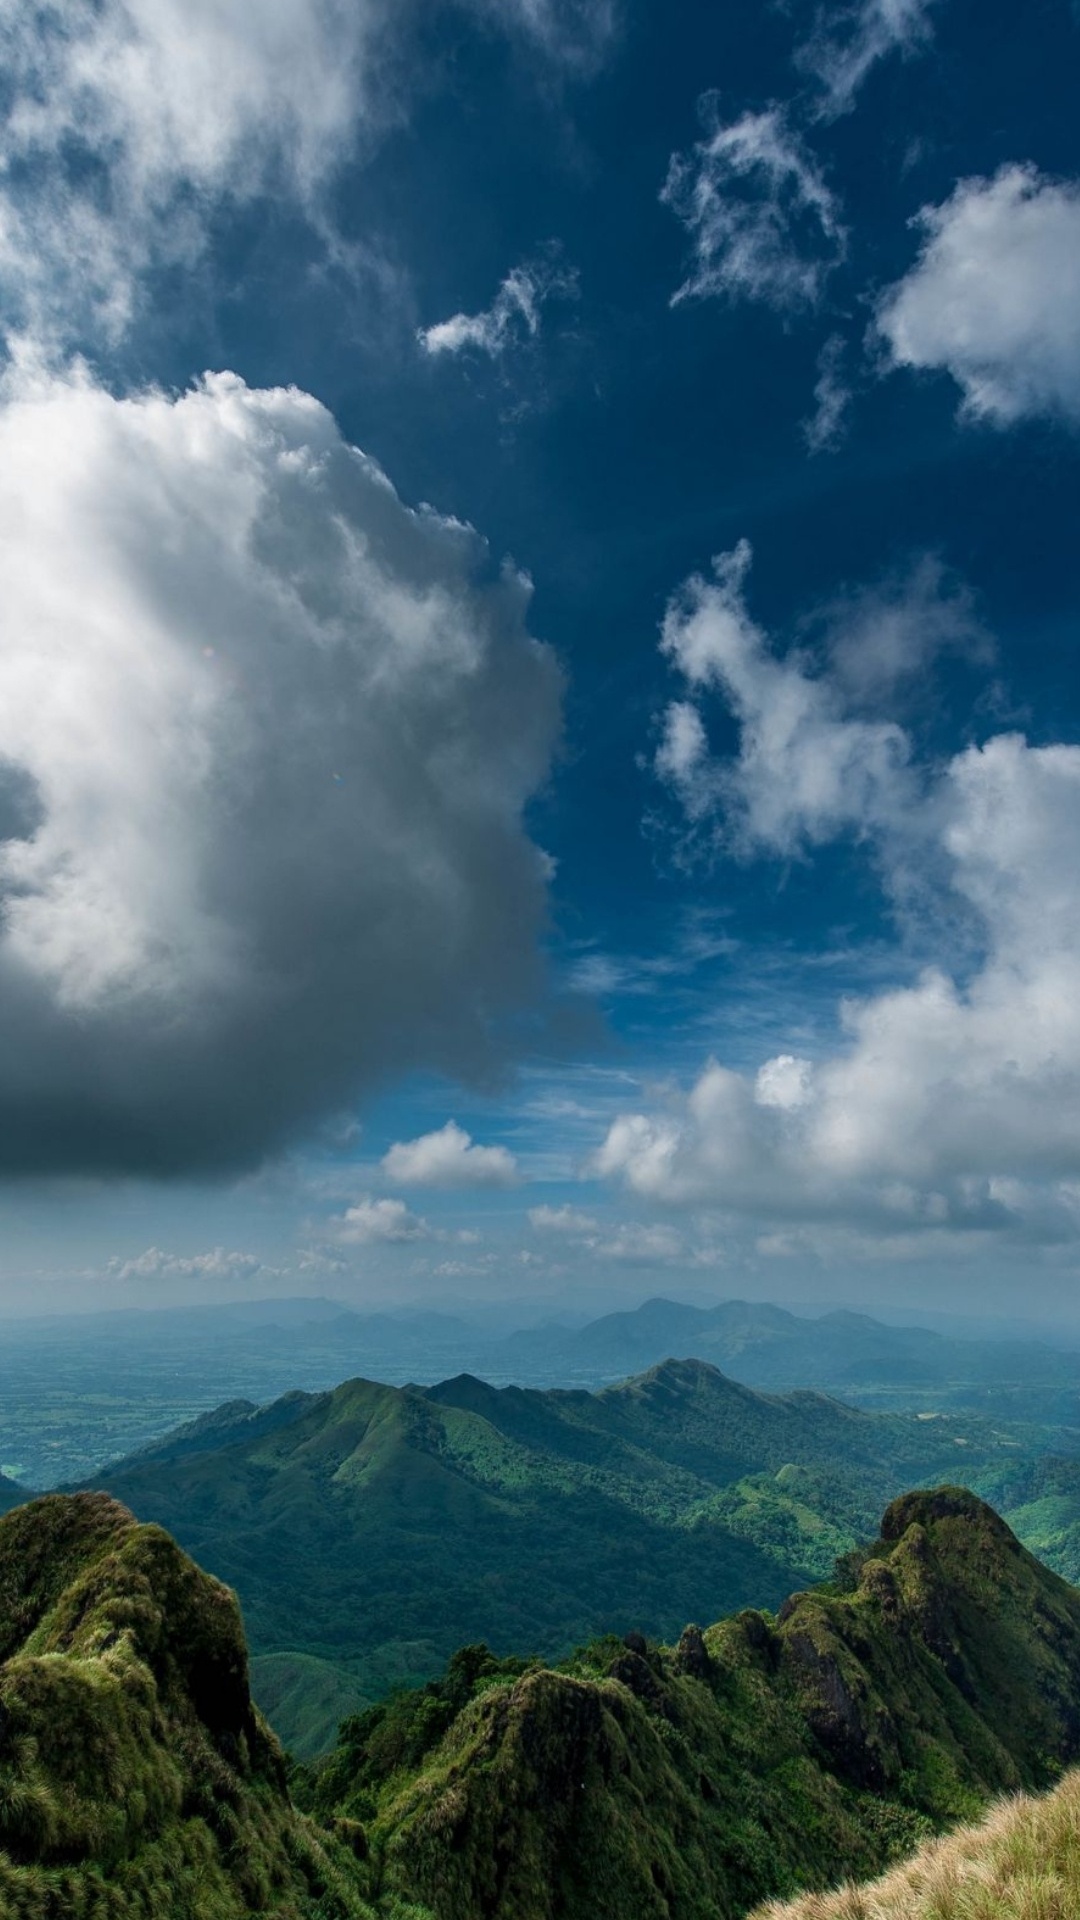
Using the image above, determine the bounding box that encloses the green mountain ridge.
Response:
[4,1485,1080,1918]
[7,1293,1080,1489]
[81,1357,1080,1756]
[307,1484,1080,1917]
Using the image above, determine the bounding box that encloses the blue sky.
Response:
[1,0,1079,1322]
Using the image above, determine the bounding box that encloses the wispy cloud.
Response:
[803,334,852,452]
[418,249,579,359]
[109,1246,263,1283]
[797,0,938,120]
[662,100,845,311]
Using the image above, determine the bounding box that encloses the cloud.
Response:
[472,0,616,69]
[803,333,852,453]
[877,166,1080,425]
[654,539,912,851]
[110,1246,262,1282]
[528,1203,600,1233]
[381,1120,519,1188]
[816,555,991,704]
[605,555,1080,1249]
[418,251,579,359]
[0,0,611,346]
[662,101,845,311]
[797,0,938,119]
[336,1197,430,1244]
[0,0,392,343]
[0,363,560,1175]
[592,1221,687,1263]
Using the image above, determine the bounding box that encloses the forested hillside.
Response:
[84,1358,1070,1754]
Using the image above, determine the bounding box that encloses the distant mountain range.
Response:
[7,1291,1080,1486]
[82,1356,1080,1756]
[6,1480,1080,1919]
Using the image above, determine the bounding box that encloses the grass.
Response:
[750,1768,1080,1920]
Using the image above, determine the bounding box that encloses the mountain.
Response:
[491,1297,1080,1414]
[5,1485,1080,1919]
[86,1358,1071,1755]
[752,1767,1080,1920]
[8,1292,1080,1489]
[310,1488,1080,1920]
[0,1490,367,1919]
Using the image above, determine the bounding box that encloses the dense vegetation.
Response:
[88,1358,1080,1754]
[0,1492,368,1919]
[5,1485,1080,1919]
[301,1486,1080,1919]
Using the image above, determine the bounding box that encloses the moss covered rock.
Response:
[0,1492,370,1919]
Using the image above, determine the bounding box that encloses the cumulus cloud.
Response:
[381,1121,519,1188]
[662,101,845,311]
[608,557,1080,1247]
[110,1246,262,1282]
[654,539,912,851]
[528,1203,600,1233]
[0,0,611,345]
[0,363,560,1175]
[878,166,1080,425]
[418,251,579,359]
[797,0,938,119]
[336,1197,430,1244]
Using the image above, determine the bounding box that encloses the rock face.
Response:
[0,1492,367,1919]
[319,1488,1080,1920]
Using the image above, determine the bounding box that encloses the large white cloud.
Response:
[662,103,845,312]
[878,166,1080,425]
[0,362,560,1173]
[605,560,1080,1246]
[381,1120,519,1188]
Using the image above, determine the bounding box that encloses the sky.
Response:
[1,0,1079,1324]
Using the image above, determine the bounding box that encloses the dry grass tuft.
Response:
[752,1768,1080,1920]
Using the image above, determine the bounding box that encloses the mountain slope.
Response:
[87,1360,1047,1754]
[0,1492,368,1918]
[314,1489,1080,1920]
[751,1767,1080,1920]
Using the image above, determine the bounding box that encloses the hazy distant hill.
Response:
[7,1292,1080,1486]
[86,1358,1065,1755]
[490,1296,1080,1412]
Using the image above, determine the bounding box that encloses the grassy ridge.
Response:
[750,1769,1080,1919]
